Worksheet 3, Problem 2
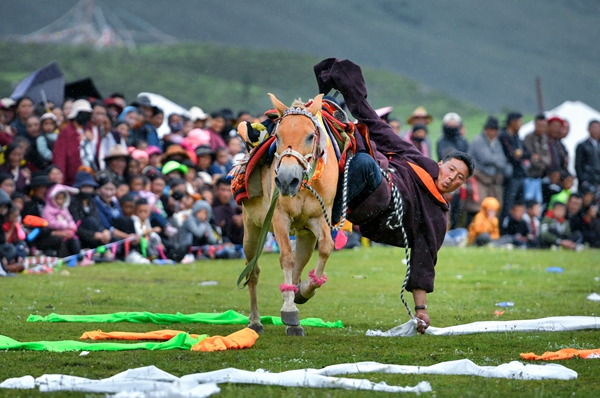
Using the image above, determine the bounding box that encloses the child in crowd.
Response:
[116,182,130,200]
[540,201,583,251]
[522,199,541,245]
[501,202,534,248]
[467,197,513,247]
[549,171,574,208]
[541,167,562,211]
[183,200,219,246]
[131,198,166,260]
[10,192,25,216]
[208,147,233,177]
[36,113,59,165]
[41,184,82,259]
[3,206,27,258]
[129,174,145,194]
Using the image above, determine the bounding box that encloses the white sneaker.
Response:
[126,250,151,264]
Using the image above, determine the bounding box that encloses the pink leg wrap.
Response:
[308,269,327,287]
[279,284,298,293]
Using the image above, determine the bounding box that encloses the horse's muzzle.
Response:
[275,164,303,197]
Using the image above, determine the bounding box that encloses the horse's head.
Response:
[269,93,324,197]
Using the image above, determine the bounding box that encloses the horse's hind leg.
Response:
[243,222,264,333]
[296,217,333,304]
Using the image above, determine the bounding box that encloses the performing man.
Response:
[315,59,475,334]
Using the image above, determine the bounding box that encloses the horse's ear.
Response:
[268,93,287,117]
[307,94,324,116]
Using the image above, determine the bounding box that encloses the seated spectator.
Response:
[24,115,46,171]
[208,147,232,177]
[41,184,83,261]
[45,165,64,184]
[541,167,562,212]
[146,146,162,168]
[549,171,574,208]
[182,200,220,246]
[195,145,214,174]
[94,174,123,230]
[522,200,541,247]
[102,146,130,186]
[540,201,583,250]
[0,142,28,194]
[3,205,27,259]
[566,193,583,222]
[36,113,59,167]
[0,172,15,197]
[570,203,600,248]
[580,184,596,210]
[212,177,243,245]
[0,189,22,274]
[116,181,130,200]
[500,202,534,248]
[468,197,502,246]
[129,174,144,195]
[125,157,141,182]
[69,172,112,256]
[131,198,166,260]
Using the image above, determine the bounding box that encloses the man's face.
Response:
[436,158,469,194]
[548,121,563,138]
[589,122,600,140]
[92,105,107,126]
[509,118,523,132]
[534,119,548,135]
[26,117,40,137]
[109,157,127,175]
[216,183,232,204]
[567,197,582,215]
[484,127,498,141]
[389,120,401,135]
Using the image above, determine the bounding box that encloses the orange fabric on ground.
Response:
[468,197,501,244]
[80,330,201,341]
[521,348,600,360]
[191,327,259,352]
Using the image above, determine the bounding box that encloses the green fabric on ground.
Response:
[27,309,344,328]
[0,332,207,352]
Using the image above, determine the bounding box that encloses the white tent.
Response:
[519,101,600,175]
[137,92,189,138]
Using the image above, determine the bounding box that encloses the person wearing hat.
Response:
[189,106,208,130]
[68,171,112,255]
[466,116,508,220]
[546,116,569,173]
[195,145,214,173]
[0,98,17,125]
[103,146,130,186]
[93,173,124,232]
[103,97,124,124]
[52,99,93,186]
[130,95,160,149]
[35,113,59,167]
[0,142,29,194]
[0,99,16,145]
[205,111,227,148]
[498,111,531,221]
[406,106,433,127]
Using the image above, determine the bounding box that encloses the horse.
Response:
[241,93,339,336]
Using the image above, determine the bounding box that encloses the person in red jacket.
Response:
[52,99,93,186]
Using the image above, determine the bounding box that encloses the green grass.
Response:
[1,247,599,397]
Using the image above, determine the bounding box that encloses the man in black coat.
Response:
[315,59,474,334]
[575,120,600,189]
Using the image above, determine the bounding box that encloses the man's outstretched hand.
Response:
[415,309,430,334]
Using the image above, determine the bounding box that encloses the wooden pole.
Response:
[535,76,544,114]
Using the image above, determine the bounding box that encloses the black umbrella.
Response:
[64,78,102,101]
[10,61,65,106]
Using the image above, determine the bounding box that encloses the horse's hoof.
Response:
[280,310,300,326]
[286,325,305,336]
[248,323,264,334]
[294,289,311,305]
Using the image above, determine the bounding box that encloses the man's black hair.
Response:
[134,198,148,207]
[110,93,125,100]
[215,177,230,187]
[151,106,163,116]
[119,193,136,205]
[535,113,547,121]
[569,192,583,200]
[525,199,539,209]
[442,150,475,177]
[588,119,600,129]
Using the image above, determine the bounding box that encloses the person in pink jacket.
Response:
[41,184,82,259]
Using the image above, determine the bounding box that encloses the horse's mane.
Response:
[290,99,305,109]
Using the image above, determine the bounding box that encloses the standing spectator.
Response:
[388,118,401,136]
[9,97,34,137]
[53,99,93,186]
[467,116,507,214]
[436,112,468,160]
[437,112,469,228]
[404,107,433,157]
[523,114,551,204]
[212,177,243,245]
[0,142,29,194]
[547,116,569,172]
[575,120,600,190]
[406,124,430,157]
[499,112,529,221]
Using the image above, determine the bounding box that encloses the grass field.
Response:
[0,246,599,397]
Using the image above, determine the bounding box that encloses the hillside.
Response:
[1,0,599,113]
[0,42,485,127]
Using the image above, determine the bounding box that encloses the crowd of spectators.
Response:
[0,92,598,273]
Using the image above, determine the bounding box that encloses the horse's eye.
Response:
[306,133,315,142]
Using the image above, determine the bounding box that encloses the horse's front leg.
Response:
[295,216,333,304]
[272,210,304,336]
